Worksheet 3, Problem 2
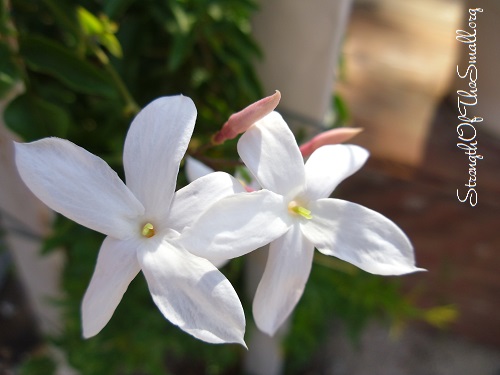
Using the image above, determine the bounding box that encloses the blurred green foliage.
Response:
[0,0,454,374]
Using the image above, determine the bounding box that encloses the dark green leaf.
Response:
[0,42,21,98]
[4,93,71,140]
[168,32,194,72]
[333,93,350,127]
[103,0,136,19]
[20,35,117,98]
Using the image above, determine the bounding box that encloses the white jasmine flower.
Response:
[14,96,246,345]
[179,111,423,336]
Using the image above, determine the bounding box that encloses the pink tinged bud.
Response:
[299,127,363,157]
[213,90,281,144]
[244,185,255,192]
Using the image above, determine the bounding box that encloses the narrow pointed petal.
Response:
[301,199,424,275]
[299,127,363,157]
[253,225,315,336]
[213,90,281,144]
[178,190,292,260]
[168,171,245,233]
[237,112,305,196]
[14,139,144,239]
[124,96,196,223]
[303,145,369,201]
[138,239,246,345]
[82,237,141,338]
[185,156,214,182]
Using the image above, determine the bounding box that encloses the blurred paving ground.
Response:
[338,0,500,349]
[321,321,500,375]
[325,100,500,375]
[321,0,500,373]
[340,97,500,344]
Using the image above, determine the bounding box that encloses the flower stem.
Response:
[42,0,139,116]
[93,48,139,116]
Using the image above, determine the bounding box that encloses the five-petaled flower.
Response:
[14,96,247,345]
[179,111,424,336]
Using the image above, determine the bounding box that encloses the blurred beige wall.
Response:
[338,0,464,167]
[252,0,354,129]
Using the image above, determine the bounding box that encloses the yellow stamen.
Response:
[288,201,313,220]
[141,223,155,238]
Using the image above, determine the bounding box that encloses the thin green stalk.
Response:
[94,47,139,115]
[42,0,139,115]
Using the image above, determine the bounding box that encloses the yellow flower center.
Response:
[141,222,156,238]
[288,201,312,220]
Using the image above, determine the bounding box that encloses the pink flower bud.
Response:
[299,127,363,157]
[213,91,281,144]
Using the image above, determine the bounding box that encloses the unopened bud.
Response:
[299,127,363,157]
[213,91,281,144]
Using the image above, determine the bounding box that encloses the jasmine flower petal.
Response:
[14,138,144,239]
[304,144,369,201]
[123,96,196,223]
[82,236,142,338]
[168,171,245,233]
[138,239,246,345]
[253,224,314,336]
[301,199,423,275]
[237,112,305,196]
[179,190,292,259]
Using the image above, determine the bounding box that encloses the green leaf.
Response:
[4,93,71,141]
[77,6,105,35]
[99,33,123,58]
[168,32,194,72]
[103,0,135,19]
[19,354,56,375]
[20,36,117,98]
[333,93,350,127]
[41,0,81,38]
[0,42,21,98]
[77,7,122,58]
[170,3,195,34]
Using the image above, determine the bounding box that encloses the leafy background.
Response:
[0,0,452,374]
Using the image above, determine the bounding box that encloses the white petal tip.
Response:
[238,340,249,350]
[81,314,105,339]
[81,327,95,340]
[413,267,427,273]
[399,265,427,275]
[381,266,427,276]
[81,316,103,339]
[221,329,247,348]
[263,327,278,338]
[255,321,279,338]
